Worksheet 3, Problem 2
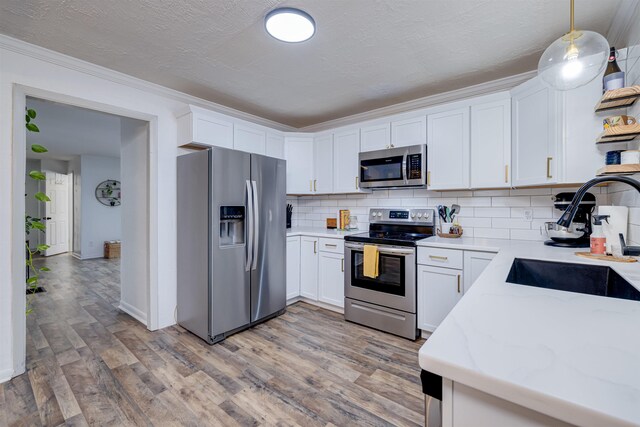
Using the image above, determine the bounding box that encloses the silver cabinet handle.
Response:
[341,258,344,272]
[429,255,448,261]
[314,241,317,254]
[251,180,259,270]
[457,275,461,293]
[245,180,253,271]
[325,243,337,248]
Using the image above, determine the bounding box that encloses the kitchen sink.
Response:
[506,258,640,302]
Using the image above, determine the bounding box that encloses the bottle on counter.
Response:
[603,47,625,93]
[590,215,609,255]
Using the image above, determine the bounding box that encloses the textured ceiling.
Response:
[2,1,621,127]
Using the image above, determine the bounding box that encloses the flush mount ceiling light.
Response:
[265,7,315,43]
[537,0,609,91]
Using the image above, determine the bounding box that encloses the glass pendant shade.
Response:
[538,29,609,91]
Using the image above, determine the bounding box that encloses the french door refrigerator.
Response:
[177,147,286,344]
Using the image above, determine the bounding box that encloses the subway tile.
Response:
[509,188,552,196]
[457,197,492,207]
[370,190,389,198]
[473,189,510,197]
[474,228,510,239]
[378,198,405,206]
[413,189,441,198]
[510,229,545,241]
[492,196,531,207]
[347,193,368,199]
[357,198,379,207]
[388,189,414,198]
[628,208,640,225]
[441,190,473,197]
[458,217,492,228]
[533,207,554,218]
[474,207,511,218]
[492,218,531,229]
[320,200,338,207]
[530,195,554,206]
[427,197,458,207]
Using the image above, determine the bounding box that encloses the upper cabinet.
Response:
[391,116,426,148]
[313,133,334,193]
[234,123,266,155]
[285,136,314,194]
[333,129,361,193]
[266,132,285,159]
[427,107,470,190]
[511,77,560,186]
[360,123,391,152]
[470,97,511,188]
[177,105,233,149]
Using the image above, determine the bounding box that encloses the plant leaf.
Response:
[26,123,40,132]
[31,144,48,153]
[34,192,50,202]
[36,244,50,252]
[31,222,45,231]
[25,114,31,123]
[27,276,38,284]
[39,267,50,272]
[29,170,46,180]
[27,109,37,119]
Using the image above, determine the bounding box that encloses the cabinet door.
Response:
[511,76,559,186]
[417,265,463,332]
[313,134,334,193]
[266,132,285,159]
[392,116,426,148]
[286,236,301,301]
[285,136,314,194]
[360,123,391,152]
[178,108,234,149]
[318,252,345,308]
[463,251,496,293]
[470,99,511,188]
[427,108,470,190]
[333,129,361,193]
[234,124,266,155]
[300,236,319,300]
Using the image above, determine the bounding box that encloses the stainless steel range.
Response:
[344,208,436,340]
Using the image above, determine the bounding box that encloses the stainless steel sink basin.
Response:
[506,258,640,302]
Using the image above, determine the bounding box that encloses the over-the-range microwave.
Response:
[358,144,427,189]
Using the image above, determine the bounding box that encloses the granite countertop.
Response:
[418,238,640,427]
[286,227,364,239]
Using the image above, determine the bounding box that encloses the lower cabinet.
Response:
[318,251,345,308]
[417,265,463,332]
[300,236,319,300]
[463,251,496,293]
[286,236,301,301]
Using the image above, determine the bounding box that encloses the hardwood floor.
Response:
[1,253,426,426]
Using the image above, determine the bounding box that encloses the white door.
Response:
[44,172,70,256]
[417,265,463,332]
[286,236,301,301]
[333,129,361,193]
[463,251,496,293]
[360,123,391,152]
[313,133,334,193]
[427,107,470,190]
[391,116,426,148]
[285,136,314,194]
[511,76,559,186]
[234,124,266,155]
[318,251,344,308]
[470,98,511,188]
[299,236,319,300]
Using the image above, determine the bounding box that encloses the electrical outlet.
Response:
[523,209,533,221]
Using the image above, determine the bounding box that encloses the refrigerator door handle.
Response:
[251,180,259,270]
[245,180,254,271]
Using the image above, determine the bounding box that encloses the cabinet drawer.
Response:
[319,238,344,254]
[418,247,463,269]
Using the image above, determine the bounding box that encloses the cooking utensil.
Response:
[450,204,460,221]
[542,221,587,241]
[437,205,447,222]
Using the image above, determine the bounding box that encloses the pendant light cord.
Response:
[569,0,575,32]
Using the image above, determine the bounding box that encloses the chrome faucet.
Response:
[557,175,640,256]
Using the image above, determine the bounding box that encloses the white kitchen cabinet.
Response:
[391,116,426,147]
[177,105,233,149]
[511,76,560,186]
[318,251,345,308]
[427,107,470,190]
[333,129,361,193]
[300,236,319,300]
[286,236,301,301]
[266,132,285,159]
[470,98,511,188]
[313,133,334,193]
[360,123,391,152]
[463,251,496,293]
[285,136,314,194]
[234,124,266,155]
[417,265,463,332]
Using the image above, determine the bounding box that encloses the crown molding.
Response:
[298,70,537,132]
[0,34,296,132]
[607,0,640,49]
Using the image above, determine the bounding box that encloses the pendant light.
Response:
[537,0,609,90]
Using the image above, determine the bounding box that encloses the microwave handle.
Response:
[402,152,408,183]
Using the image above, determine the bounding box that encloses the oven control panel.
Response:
[369,208,435,225]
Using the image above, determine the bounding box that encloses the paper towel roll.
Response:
[598,206,629,253]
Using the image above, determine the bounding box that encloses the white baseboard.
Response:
[71,252,82,259]
[298,297,344,314]
[119,300,148,326]
[0,368,14,384]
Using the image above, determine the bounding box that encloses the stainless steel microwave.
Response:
[358,144,427,189]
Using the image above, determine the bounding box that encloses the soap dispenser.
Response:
[590,215,609,255]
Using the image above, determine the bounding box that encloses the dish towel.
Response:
[363,245,379,278]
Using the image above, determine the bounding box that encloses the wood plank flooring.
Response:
[1,254,426,426]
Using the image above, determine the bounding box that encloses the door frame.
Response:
[11,84,159,377]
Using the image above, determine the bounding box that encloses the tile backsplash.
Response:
[288,187,609,241]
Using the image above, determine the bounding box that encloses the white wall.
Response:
[40,158,68,174]
[25,159,41,250]
[67,156,81,256]
[79,155,121,259]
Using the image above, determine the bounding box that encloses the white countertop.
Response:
[417,235,515,252]
[286,227,364,239]
[418,239,640,427]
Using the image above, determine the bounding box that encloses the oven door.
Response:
[344,242,416,313]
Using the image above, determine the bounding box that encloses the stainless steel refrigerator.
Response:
[177,147,286,344]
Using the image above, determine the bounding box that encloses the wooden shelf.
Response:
[596,123,640,144]
[596,164,640,176]
[594,85,640,112]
